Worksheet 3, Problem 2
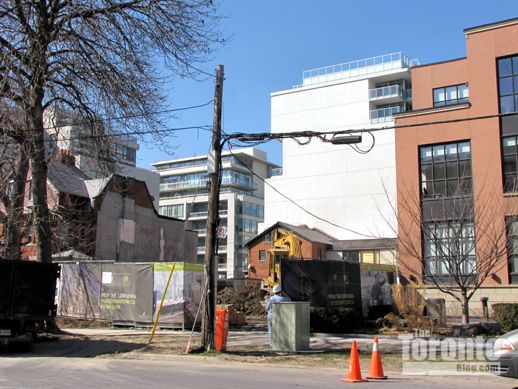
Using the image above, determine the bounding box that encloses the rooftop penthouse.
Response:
[293,52,420,89]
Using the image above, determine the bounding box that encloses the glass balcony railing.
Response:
[160,175,256,193]
[297,52,420,88]
[369,106,402,124]
[369,85,404,100]
[269,167,283,177]
[189,209,228,218]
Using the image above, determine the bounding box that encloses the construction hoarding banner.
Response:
[280,259,362,313]
[57,262,203,328]
[153,263,204,325]
[58,262,102,319]
[100,263,153,323]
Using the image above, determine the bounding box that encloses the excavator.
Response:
[261,228,303,294]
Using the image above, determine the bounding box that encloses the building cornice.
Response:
[464,18,518,36]
[394,103,470,119]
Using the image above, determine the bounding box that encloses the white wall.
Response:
[263,76,401,240]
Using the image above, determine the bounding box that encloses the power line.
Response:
[0,125,213,146]
[222,110,518,144]
[225,145,380,239]
[42,100,214,131]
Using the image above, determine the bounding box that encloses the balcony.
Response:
[269,167,283,177]
[369,106,402,124]
[192,228,207,236]
[188,209,228,220]
[368,85,410,104]
[297,52,420,88]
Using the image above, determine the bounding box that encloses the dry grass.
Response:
[391,284,426,317]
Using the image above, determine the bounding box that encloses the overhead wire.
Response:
[41,100,214,131]
[224,140,380,239]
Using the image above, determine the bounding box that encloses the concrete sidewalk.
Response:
[64,327,404,353]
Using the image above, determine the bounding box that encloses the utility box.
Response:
[272,302,310,351]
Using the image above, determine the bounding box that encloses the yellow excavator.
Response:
[262,228,303,292]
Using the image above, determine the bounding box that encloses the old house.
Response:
[5,150,197,262]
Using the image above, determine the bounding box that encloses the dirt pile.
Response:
[217,284,265,316]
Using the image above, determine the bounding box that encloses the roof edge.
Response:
[464,17,518,35]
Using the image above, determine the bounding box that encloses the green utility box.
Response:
[272,302,310,351]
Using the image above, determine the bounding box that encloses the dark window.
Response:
[502,136,518,192]
[264,231,273,242]
[317,248,322,259]
[423,222,476,276]
[497,56,518,113]
[343,250,360,262]
[420,141,472,199]
[506,218,518,284]
[259,250,266,261]
[433,84,469,107]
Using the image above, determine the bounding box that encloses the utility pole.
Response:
[201,65,224,351]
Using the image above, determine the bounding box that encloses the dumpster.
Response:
[215,306,230,351]
[272,301,310,351]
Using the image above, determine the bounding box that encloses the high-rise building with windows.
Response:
[395,17,518,314]
[263,52,418,246]
[153,147,279,279]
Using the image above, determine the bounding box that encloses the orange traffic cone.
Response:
[367,337,387,380]
[341,340,367,383]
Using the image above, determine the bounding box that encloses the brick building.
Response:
[1,151,197,262]
[246,222,335,281]
[394,18,518,314]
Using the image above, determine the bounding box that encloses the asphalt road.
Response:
[0,357,513,389]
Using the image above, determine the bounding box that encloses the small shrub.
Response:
[376,312,399,328]
[405,314,432,330]
[492,303,518,332]
[391,284,426,316]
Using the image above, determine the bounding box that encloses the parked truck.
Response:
[0,260,59,349]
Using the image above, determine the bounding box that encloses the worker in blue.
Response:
[266,284,291,347]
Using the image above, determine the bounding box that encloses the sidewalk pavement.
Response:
[64,327,405,353]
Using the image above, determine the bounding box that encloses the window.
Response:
[238,218,258,234]
[317,248,322,259]
[502,136,518,192]
[342,250,359,262]
[506,218,518,283]
[420,141,472,199]
[239,201,264,218]
[159,204,184,218]
[433,84,469,107]
[259,250,266,261]
[423,222,476,276]
[497,56,518,113]
[361,250,379,264]
[264,231,273,242]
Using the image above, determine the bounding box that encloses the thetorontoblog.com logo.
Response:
[400,329,501,375]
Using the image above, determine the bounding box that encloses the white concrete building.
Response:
[153,147,278,279]
[263,52,419,242]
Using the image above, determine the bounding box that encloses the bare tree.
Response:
[0,114,31,260]
[0,1,222,262]
[391,181,511,324]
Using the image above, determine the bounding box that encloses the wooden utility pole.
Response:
[201,65,224,350]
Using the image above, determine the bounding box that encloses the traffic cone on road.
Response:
[340,340,367,383]
[367,337,387,380]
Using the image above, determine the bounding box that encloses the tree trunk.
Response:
[4,145,29,260]
[461,293,470,324]
[29,107,52,263]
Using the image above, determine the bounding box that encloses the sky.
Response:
[137,0,518,170]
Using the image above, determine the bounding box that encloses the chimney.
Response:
[59,149,76,166]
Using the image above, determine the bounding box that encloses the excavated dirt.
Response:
[217,284,265,317]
